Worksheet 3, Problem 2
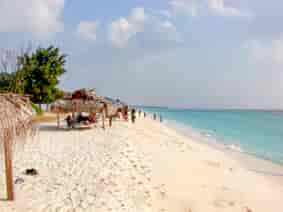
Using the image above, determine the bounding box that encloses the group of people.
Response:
[137,110,147,118]
[126,108,146,124]
[66,112,97,128]
[153,113,163,122]
[129,108,147,124]
[65,107,162,129]
[135,109,163,123]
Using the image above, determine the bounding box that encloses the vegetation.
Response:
[30,102,43,115]
[0,46,67,106]
[0,72,14,92]
[19,46,67,104]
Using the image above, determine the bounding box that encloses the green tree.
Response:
[0,44,33,93]
[18,46,67,104]
[0,72,14,92]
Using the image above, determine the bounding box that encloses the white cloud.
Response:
[109,7,147,47]
[169,0,199,17]
[157,21,183,42]
[109,18,133,48]
[244,38,283,64]
[130,7,147,25]
[0,0,65,39]
[207,0,250,18]
[77,21,99,41]
[162,21,175,29]
[109,7,182,48]
[169,0,252,18]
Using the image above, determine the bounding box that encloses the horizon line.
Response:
[132,105,283,112]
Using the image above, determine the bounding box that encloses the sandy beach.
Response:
[0,116,283,212]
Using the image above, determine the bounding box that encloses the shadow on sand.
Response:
[38,124,98,132]
[0,198,12,202]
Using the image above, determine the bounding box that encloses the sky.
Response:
[0,0,283,109]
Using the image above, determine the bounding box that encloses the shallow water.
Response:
[139,107,283,166]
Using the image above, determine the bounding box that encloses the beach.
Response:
[0,116,283,212]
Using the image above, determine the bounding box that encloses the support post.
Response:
[57,112,60,129]
[102,111,105,130]
[3,131,14,201]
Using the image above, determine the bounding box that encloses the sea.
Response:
[139,107,283,167]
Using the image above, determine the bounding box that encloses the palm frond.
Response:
[0,93,34,151]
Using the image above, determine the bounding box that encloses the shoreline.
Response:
[141,117,283,211]
[0,116,282,211]
[139,109,283,174]
[164,120,283,184]
[140,109,283,167]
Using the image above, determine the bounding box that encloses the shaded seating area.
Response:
[65,112,98,129]
[51,88,125,129]
[0,93,34,200]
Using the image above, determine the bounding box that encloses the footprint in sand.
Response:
[203,160,221,168]
[244,207,253,212]
[137,181,144,185]
[133,164,138,169]
[131,176,137,180]
[213,199,235,208]
[129,159,135,164]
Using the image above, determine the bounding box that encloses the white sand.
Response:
[0,117,283,212]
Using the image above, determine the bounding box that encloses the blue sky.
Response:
[1,0,283,108]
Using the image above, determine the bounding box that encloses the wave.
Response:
[226,144,245,153]
[201,131,215,138]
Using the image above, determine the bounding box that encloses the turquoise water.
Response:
[140,107,283,165]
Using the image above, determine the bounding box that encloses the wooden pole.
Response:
[3,130,14,201]
[102,110,105,130]
[57,112,60,129]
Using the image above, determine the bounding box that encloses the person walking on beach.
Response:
[131,108,136,123]
[109,115,113,127]
[144,112,146,118]
[66,115,74,129]
[121,106,128,121]
[160,115,163,122]
[153,113,157,121]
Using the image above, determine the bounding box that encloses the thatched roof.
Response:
[51,99,103,113]
[51,88,103,113]
[52,88,112,114]
[0,93,34,147]
[51,97,124,116]
[51,89,126,117]
[66,88,97,100]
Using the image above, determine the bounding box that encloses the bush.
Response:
[30,102,43,115]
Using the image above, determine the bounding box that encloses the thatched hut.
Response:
[51,89,126,128]
[103,97,126,117]
[0,93,34,200]
[51,89,108,128]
